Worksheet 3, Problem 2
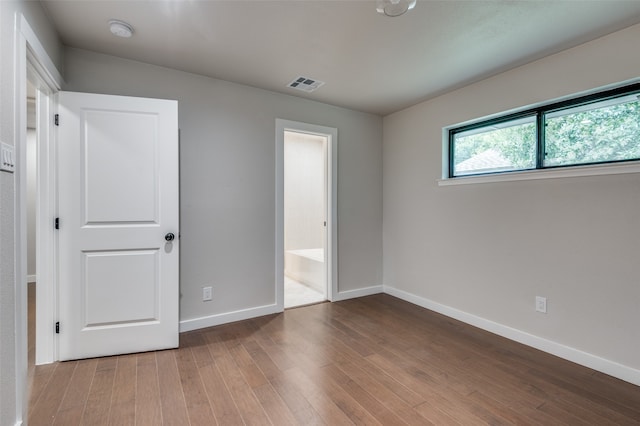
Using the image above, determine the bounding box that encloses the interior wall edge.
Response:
[383,285,640,387]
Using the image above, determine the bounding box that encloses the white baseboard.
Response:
[332,285,383,302]
[180,284,384,333]
[27,275,36,283]
[179,303,281,333]
[383,285,640,387]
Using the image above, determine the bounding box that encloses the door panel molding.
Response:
[57,91,179,361]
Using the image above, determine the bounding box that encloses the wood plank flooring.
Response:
[28,294,640,425]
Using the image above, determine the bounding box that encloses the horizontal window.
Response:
[452,115,536,176]
[449,83,640,178]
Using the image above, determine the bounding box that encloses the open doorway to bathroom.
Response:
[283,130,328,308]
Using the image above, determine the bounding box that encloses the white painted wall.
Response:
[383,23,640,379]
[63,48,383,325]
[284,131,325,252]
[0,1,63,424]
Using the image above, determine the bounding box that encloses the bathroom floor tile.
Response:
[284,276,325,308]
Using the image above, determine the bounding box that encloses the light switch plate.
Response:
[0,142,15,173]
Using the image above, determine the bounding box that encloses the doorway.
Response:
[275,119,338,310]
[283,131,328,308]
[15,14,63,422]
[26,62,58,367]
[18,28,179,368]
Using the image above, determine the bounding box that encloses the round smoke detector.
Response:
[376,0,416,17]
[109,20,134,38]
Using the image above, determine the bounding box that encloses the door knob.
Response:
[165,232,175,242]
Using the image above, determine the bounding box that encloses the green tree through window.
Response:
[449,84,640,177]
[545,98,640,167]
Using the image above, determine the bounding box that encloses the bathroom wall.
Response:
[284,131,325,252]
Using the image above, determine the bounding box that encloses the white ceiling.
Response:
[42,0,640,116]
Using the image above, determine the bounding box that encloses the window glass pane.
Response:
[544,94,640,167]
[452,116,536,176]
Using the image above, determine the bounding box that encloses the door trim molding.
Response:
[275,119,338,310]
[32,80,58,366]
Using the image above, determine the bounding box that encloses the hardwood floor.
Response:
[28,294,640,425]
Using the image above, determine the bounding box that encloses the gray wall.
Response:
[63,48,383,323]
[383,23,640,372]
[0,1,63,424]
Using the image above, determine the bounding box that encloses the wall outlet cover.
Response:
[202,286,213,302]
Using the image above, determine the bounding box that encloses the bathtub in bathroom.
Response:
[284,248,325,294]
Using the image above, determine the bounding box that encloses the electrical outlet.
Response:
[202,286,213,302]
[535,296,547,313]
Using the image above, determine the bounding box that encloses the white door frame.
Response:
[14,12,63,423]
[275,119,337,310]
[28,60,59,366]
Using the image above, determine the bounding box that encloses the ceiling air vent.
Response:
[287,76,325,93]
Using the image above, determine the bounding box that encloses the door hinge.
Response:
[55,322,60,334]
[54,114,59,126]
[54,217,60,230]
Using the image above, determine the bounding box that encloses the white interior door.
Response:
[57,91,179,361]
